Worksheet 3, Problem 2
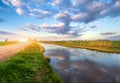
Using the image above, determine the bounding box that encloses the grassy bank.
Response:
[42,40,120,53]
[0,41,19,46]
[0,42,62,83]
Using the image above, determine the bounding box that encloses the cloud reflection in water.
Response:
[42,43,120,83]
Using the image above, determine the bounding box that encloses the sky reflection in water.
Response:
[41,43,120,83]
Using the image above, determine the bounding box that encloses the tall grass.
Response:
[0,43,62,83]
[0,41,19,46]
[42,40,120,53]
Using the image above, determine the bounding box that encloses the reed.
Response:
[42,40,120,53]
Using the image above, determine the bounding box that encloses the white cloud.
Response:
[34,9,51,16]
[2,0,10,6]
[54,0,62,5]
[16,7,24,15]
[39,23,68,34]
[11,0,24,7]
[115,1,120,6]
[40,23,65,29]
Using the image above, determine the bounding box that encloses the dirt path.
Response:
[0,43,29,62]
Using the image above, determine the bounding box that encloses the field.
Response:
[42,40,120,53]
[0,42,62,83]
[0,41,19,46]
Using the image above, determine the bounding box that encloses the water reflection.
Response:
[40,43,120,83]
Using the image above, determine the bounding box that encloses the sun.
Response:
[18,38,28,42]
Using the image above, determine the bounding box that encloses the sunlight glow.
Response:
[18,38,28,42]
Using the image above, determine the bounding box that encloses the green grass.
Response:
[0,42,62,83]
[0,41,19,46]
[42,40,120,53]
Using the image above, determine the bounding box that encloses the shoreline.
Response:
[56,44,120,54]
[41,40,120,54]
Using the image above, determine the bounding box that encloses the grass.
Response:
[42,40,120,53]
[0,42,62,83]
[0,41,19,46]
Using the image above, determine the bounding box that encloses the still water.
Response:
[40,43,120,83]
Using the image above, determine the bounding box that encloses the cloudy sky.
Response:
[0,0,120,41]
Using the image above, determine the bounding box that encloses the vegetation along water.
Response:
[41,40,120,53]
[0,42,62,83]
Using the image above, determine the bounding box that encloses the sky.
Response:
[0,0,120,41]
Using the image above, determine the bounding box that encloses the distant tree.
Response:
[5,38,8,42]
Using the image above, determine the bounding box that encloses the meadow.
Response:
[0,41,19,46]
[0,42,62,83]
[42,40,120,53]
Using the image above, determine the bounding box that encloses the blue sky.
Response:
[0,0,120,41]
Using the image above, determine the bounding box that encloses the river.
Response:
[40,43,120,83]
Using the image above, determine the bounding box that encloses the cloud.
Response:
[72,0,87,6]
[39,23,85,36]
[52,0,71,9]
[29,9,51,18]
[0,31,18,35]
[21,23,84,38]
[0,31,28,41]
[3,0,120,37]
[22,23,40,32]
[1,0,10,6]
[16,7,24,15]
[100,32,117,35]
[2,0,52,18]
[55,13,71,24]
[90,25,98,29]
[21,22,85,37]
[107,35,120,40]
[71,0,120,23]
[2,0,26,15]
[39,23,70,34]
[71,12,89,23]
[54,13,72,33]
[2,0,120,23]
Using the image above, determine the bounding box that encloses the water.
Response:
[40,43,120,83]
